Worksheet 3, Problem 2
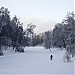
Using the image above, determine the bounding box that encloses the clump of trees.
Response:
[53,12,75,48]
[0,7,25,54]
[0,7,36,55]
[44,12,75,48]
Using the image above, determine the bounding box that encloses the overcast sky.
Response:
[0,0,74,34]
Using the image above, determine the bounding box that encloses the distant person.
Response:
[50,55,53,60]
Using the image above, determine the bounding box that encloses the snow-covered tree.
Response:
[24,23,36,46]
[53,23,66,48]
[44,31,53,50]
[0,7,10,55]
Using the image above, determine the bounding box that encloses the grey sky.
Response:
[0,0,74,34]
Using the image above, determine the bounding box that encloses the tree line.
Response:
[0,7,36,55]
[33,12,75,51]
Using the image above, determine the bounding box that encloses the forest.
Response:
[0,7,75,59]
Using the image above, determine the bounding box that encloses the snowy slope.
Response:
[0,46,74,75]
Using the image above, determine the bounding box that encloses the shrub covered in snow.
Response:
[15,46,24,53]
[63,52,71,62]
[0,50,4,56]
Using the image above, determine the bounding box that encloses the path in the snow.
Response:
[0,46,74,74]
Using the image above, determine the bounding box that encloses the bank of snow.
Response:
[0,46,74,74]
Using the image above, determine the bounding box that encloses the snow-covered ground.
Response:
[0,46,74,75]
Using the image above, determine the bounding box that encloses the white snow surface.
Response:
[0,46,74,75]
